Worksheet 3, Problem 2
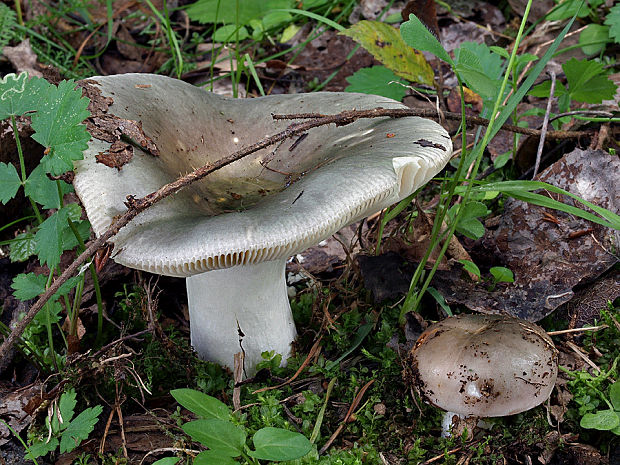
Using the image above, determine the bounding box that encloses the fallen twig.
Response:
[0,105,598,364]
[272,108,596,139]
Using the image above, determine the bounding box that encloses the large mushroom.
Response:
[408,313,558,437]
[73,73,452,375]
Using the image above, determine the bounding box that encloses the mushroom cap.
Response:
[410,314,558,417]
[74,73,452,277]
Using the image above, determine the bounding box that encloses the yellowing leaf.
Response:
[341,20,434,85]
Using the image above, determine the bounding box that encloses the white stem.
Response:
[186,259,297,377]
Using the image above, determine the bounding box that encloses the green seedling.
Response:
[0,72,104,367]
[170,388,312,464]
[25,388,102,461]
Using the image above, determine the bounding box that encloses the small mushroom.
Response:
[73,73,453,375]
[408,313,558,437]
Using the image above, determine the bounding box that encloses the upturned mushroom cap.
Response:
[410,314,558,417]
[73,73,452,276]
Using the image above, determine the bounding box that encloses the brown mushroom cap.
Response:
[410,314,558,417]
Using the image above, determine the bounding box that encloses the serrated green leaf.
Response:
[605,4,620,44]
[24,163,72,209]
[11,272,82,301]
[0,4,16,55]
[34,206,79,268]
[528,80,568,99]
[345,66,407,101]
[59,405,102,453]
[580,409,620,430]
[9,231,36,262]
[0,161,21,204]
[249,427,312,461]
[62,218,91,251]
[29,80,90,176]
[25,437,59,459]
[450,201,488,239]
[579,24,611,55]
[52,389,77,433]
[563,58,618,104]
[170,389,231,420]
[490,266,514,283]
[401,14,453,65]
[11,272,47,300]
[341,20,434,85]
[0,73,39,119]
[182,419,245,456]
[187,0,293,25]
[194,450,239,465]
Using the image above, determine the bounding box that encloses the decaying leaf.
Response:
[77,79,160,167]
[340,20,434,85]
[433,148,619,321]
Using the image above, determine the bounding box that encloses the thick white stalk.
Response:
[186,259,297,376]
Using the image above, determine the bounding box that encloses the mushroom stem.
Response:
[186,259,297,376]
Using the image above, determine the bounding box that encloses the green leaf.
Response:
[52,389,77,433]
[605,4,620,44]
[579,24,610,55]
[59,405,103,453]
[546,0,590,21]
[450,201,488,239]
[182,419,245,456]
[34,205,81,268]
[151,458,181,465]
[0,3,16,55]
[0,72,39,119]
[62,218,91,251]
[610,380,620,411]
[426,286,452,316]
[341,20,434,85]
[563,58,617,104]
[400,14,453,65]
[9,231,36,262]
[12,272,82,301]
[528,80,568,99]
[345,66,407,101]
[187,0,293,25]
[0,161,21,204]
[458,259,481,278]
[24,163,72,209]
[170,389,231,420]
[489,266,514,283]
[25,437,59,459]
[193,450,239,465]
[29,80,90,176]
[11,272,47,300]
[580,409,620,431]
[212,24,250,42]
[249,427,312,461]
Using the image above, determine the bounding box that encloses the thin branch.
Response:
[272,107,595,139]
[0,105,596,364]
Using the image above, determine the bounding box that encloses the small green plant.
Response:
[0,72,103,368]
[170,388,312,464]
[580,379,620,433]
[25,388,102,461]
